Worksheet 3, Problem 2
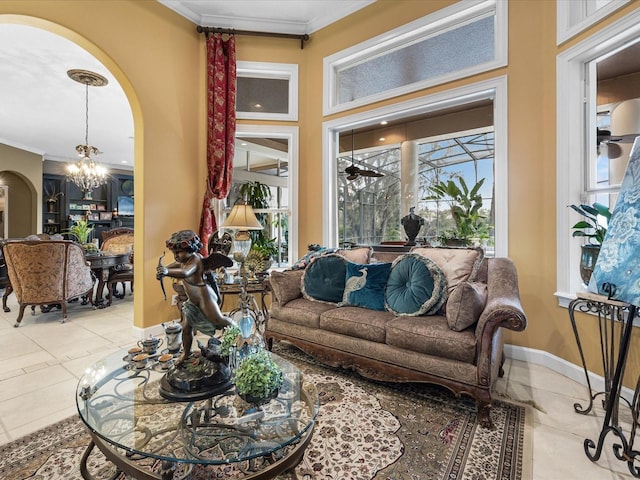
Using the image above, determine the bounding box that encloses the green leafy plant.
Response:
[424,176,489,245]
[63,219,94,244]
[569,202,612,245]
[233,350,284,402]
[251,236,278,259]
[240,181,271,247]
[219,325,242,356]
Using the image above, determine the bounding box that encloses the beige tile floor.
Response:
[0,287,637,479]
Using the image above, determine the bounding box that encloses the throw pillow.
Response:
[301,254,347,304]
[340,261,392,311]
[385,253,448,316]
[269,270,303,305]
[337,246,373,265]
[290,246,337,270]
[446,281,488,331]
[410,246,484,294]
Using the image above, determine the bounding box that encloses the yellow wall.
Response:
[1,0,640,384]
[0,143,42,236]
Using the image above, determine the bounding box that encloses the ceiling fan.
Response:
[343,130,384,181]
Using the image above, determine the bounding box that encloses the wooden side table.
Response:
[568,291,640,476]
[219,276,270,332]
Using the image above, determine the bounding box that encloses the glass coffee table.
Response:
[76,348,319,480]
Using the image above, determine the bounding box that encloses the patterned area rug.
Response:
[0,342,531,480]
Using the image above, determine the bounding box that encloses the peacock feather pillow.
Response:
[340,261,392,311]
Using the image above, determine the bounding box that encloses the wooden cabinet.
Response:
[42,174,133,242]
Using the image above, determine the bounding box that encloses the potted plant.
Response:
[424,176,489,246]
[569,202,612,285]
[219,325,242,356]
[233,349,284,407]
[63,219,94,246]
[240,181,277,268]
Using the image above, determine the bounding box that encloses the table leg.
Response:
[93,268,109,308]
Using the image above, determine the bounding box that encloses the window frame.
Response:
[557,0,631,45]
[215,124,299,267]
[322,76,508,257]
[322,0,507,116]
[556,7,640,306]
[236,61,298,121]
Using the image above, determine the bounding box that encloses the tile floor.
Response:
[0,288,636,479]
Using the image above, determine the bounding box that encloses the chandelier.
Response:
[66,69,109,200]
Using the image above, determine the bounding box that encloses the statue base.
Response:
[158,355,232,401]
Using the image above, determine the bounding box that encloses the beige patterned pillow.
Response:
[337,246,372,264]
[446,281,487,331]
[269,270,303,305]
[410,246,483,294]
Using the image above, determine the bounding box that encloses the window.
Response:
[323,0,507,115]
[557,0,631,44]
[219,125,298,268]
[324,77,508,257]
[337,129,495,252]
[236,62,298,121]
[556,7,640,305]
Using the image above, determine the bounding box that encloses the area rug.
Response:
[0,343,531,480]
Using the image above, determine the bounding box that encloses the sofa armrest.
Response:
[474,257,527,384]
[268,270,304,306]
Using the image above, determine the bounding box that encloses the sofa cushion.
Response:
[270,298,336,329]
[301,254,347,304]
[386,315,476,364]
[446,281,487,331]
[410,246,484,294]
[319,306,394,343]
[269,270,303,305]
[384,254,448,316]
[340,261,392,311]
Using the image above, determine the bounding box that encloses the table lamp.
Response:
[220,202,263,276]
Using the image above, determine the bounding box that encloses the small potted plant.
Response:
[569,202,612,285]
[219,325,242,356]
[63,219,94,248]
[233,349,284,407]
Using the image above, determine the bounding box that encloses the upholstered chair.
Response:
[101,227,134,298]
[1,240,95,327]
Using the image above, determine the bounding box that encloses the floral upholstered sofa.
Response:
[265,246,527,428]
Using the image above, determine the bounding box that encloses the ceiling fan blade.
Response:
[346,173,359,181]
[360,169,384,177]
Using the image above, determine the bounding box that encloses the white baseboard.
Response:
[504,344,635,404]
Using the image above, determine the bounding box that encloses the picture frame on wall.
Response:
[99,212,112,221]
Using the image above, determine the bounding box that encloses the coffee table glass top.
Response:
[76,348,319,465]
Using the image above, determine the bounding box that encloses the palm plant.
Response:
[63,219,93,244]
[424,176,489,245]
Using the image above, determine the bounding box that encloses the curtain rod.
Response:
[196,26,309,49]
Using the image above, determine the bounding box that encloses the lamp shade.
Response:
[221,203,263,230]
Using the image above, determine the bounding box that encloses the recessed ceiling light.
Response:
[380,121,388,125]
[379,137,386,141]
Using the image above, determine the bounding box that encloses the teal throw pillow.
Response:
[341,261,392,311]
[301,254,347,304]
[385,254,448,316]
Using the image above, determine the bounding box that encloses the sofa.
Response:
[0,239,95,326]
[265,246,527,428]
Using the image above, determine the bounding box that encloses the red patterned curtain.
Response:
[199,33,236,254]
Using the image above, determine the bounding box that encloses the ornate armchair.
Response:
[101,227,134,299]
[1,240,95,327]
